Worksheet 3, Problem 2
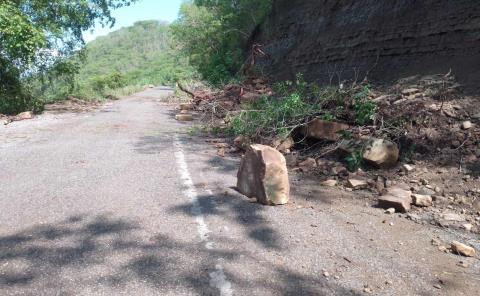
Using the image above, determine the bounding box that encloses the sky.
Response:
[83,0,184,43]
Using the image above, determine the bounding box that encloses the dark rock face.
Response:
[254,0,480,92]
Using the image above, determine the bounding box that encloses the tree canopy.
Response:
[171,0,272,85]
[0,0,136,114]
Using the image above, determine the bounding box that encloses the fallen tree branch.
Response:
[176,82,195,100]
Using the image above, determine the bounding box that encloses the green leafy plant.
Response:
[353,85,377,125]
[346,149,364,171]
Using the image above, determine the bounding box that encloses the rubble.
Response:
[412,194,433,207]
[175,114,193,121]
[302,119,349,141]
[378,187,412,212]
[451,241,476,257]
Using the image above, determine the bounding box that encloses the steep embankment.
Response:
[254,0,480,92]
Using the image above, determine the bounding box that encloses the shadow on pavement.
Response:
[0,214,361,295]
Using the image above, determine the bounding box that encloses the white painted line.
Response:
[173,135,233,296]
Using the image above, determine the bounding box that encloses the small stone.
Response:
[347,179,368,190]
[401,88,420,96]
[175,114,193,121]
[434,186,443,194]
[417,187,435,196]
[323,271,330,278]
[247,197,258,203]
[363,285,373,294]
[462,223,473,232]
[451,241,476,257]
[402,164,415,173]
[179,103,194,110]
[438,245,448,252]
[412,194,433,207]
[378,187,412,212]
[363,138,399,168]
[321,179,338,187]
[16,111,34,120]
[180,109,190,114]
[332,165,348,176]
[385,208,396,214]
[457,261,469,268]
[443,212,465,222]
[461,121,473,130]
[298,158,317,172]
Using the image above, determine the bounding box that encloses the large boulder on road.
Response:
[237,144,290,205]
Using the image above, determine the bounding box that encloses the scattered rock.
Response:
[417,187,435,196]
[461,121,472,130]
[0,119,8,125]
[274,137,295,153]
[16,111,34,120]
[234,135,246,148]
[451,241,476,257]
[347,179,368,190]
[462,223,473,232]
[402,164,415,173]
[180,110,190,114]
[298,158,317,172]
[442,212,465,222]
[401,88,420,96]
[179,103,194,110]
[302,119,349,141]
[332,165,349,177]
[321,179,338,187]
[237,144,290,205]
[412,194,433,207]
[385,208,396,214]
[378,187,412,212]
[363,138,399,168]
[175,114,193,121]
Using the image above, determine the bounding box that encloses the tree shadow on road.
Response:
[0,213,361,295]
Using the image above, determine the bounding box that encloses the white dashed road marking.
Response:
[174,135,233,296]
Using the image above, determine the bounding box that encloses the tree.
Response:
[0,0,136,114]
[171,0,272,85]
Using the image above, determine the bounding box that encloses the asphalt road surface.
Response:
[1,88,478,296]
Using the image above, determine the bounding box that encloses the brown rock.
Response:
[363,138,399,168]
[321,179,338,187]
[299,158,317,172]
[302,119,349,141]
[179,103,194,110]
[175,114,193,121]
[378,187,412,212]
[16,111,34,120]
[401,88,420,96]
[412,194,433,207]
[451,241,476,257]
[461,121,472,130]
[347,179,368,190]
[180,110,190,114]
[233,135,246,148]
[237,144,290,205]
[274,136,294,153]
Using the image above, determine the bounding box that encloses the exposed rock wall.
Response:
[254,0,480,92]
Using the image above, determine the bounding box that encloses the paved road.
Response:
[1,88,478,295]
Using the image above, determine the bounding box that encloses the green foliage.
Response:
[0,0,136,114]
[353,85,377,125]
[29,21,197,103]
[346,150,364,172]
[172,0,272,85]
[228,74,380,143]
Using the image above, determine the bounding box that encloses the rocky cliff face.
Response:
[254,0,480,92]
